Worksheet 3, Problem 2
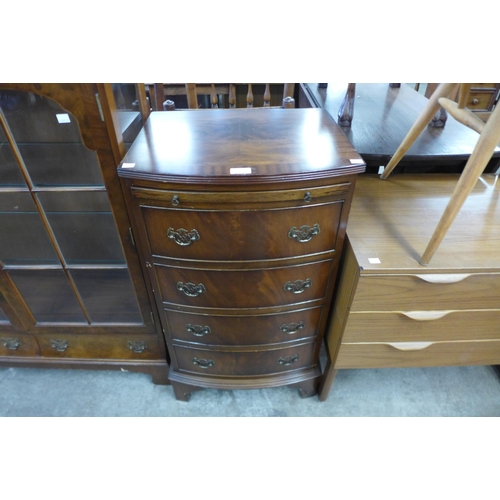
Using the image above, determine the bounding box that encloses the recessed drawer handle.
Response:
[177,282,206,297]
[401,311,452,321]
[278,354,299,366]
[284,278,312,294]
[167,227,200,246]
[415,274,471,284]
[288,224,320,243]
[186,324,211,337]
[50,339,68,352]
[193,357,214,369]
[387,342,434,351]
[1,337,20,350]
[128,340,148,353]
[280,321,305,334]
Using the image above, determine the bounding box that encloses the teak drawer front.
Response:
[156,260,333,309]
[351,273,500,311]
[36,334,162,360]
[173,342,317,376]
[164,306,323,346]
[467,92,496,112]
[141,202,343,261]
[1,333,38,357]
[343,310,500,343]
[335,340,500,369]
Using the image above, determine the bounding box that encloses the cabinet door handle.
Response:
[278,354,299,366]
[1,337,20,350]
[387,342,434,351]
[284,278,312,294]
[177,282,206,297]
[186,324,211,337]
[50,339,68,352]
[288,224,320,243]
[167,227,200,246]
[280,321,305,334]
[128,340,148,353]
[401,311,452,321]
[193,357,214,369]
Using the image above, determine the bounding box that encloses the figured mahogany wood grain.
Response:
[35,333,163,360]
[164,306,323,346]
[173,341,317,376]
[155,260,333,309]
[118,109,365,184]
[142,201,343,261]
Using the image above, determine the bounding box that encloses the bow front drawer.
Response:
[140,201,343,261]
[164,306,323,346]
[173,341,317,376]
[155,260,333,309]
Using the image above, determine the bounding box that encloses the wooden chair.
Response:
[380,83,500,265]
[146,83,295,111]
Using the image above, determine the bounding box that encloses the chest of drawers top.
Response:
[117,109,365,185]
[347,174,500,274]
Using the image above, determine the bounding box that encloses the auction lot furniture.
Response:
[0,84,168,383]
[118,108,365,401]
[319,174,500,400]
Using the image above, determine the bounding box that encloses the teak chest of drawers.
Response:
[118,109,365,400]
[319,174,500,400]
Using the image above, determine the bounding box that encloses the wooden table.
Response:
[299,83,500,174]
[319,173,500,400]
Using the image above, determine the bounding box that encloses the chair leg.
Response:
[420,103,500,265]
[380,83,459,179]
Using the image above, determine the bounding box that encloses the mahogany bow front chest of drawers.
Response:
[118,109,365,400]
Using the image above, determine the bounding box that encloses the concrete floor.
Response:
[2,363,500,416]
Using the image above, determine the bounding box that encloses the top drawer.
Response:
[351,273,500,311]
[142,202,343,261]
[135,184,349,262]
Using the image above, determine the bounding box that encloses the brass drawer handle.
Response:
[128,340,148,353]
[193,357,214,369]
[171,195,180,206]
[186,324,211,337]
[278,354,299,366]
[288,224,320,243]
[471,98,479,105]
[280,321,305,334]
[177,282,206,297]
[50,339,68,352]
[1,337,20,350]
[167,227,200,246]
[284,278,312,294]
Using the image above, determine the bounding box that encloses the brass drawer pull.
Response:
[193,357,214,369]
[177,282,206,297]
[186,324,211,337]
[171,195,180,206]
[278,354,299,366]
[167,227,200,246]
[280,321,305,334]
[128,340,148,353]
[288,224,320,243]
[50,339,68,352]
[1,337,20,350]
[471,98,479,105]
[284,278,312,294]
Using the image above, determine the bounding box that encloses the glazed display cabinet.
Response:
[0,84,168,383]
